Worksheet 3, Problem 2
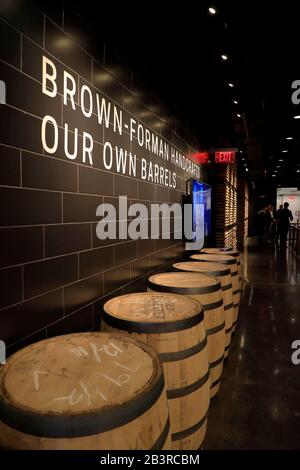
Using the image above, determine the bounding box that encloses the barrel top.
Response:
[190,253,236,265]
[148,271,219,290]
[0,333,161,418]
[104,292,201,324]
[173,261,230,277]
[201,248,239,257]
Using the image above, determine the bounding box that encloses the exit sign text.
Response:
[215,151,236,163]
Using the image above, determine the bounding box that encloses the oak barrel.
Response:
[190,253,240,333]
[147,272,225,398]
[200,248,243,289]
[102,292,210,450]
[0,333,171,450]
[173,261,233,359]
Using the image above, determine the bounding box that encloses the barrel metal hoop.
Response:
[225,344,230,352]
[224,302,234,311]
[222,283,232,291]
[202,299,223,311]
[171,409,209,442]
[147,280,221,295]
[233,304,240,309]
[159,337,207,363]
[150,417,170,450]
[209,354,225,368]
[225,324,234,334]
[211,376,222,389]
[206,321,225,336]
[231,271,238,277]
[233,289,241,295]
[0,371,165,438]
[102,310,204,334]
[167,370,210,400]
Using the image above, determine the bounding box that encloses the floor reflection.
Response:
[204,237,300,449]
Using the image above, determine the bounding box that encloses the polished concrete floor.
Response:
[204,238,300,449]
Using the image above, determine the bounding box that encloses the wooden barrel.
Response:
[173,261,233,359]
[147,272,225,398]
[0,333,171,450]
[200,248,243,289]
[102,292,210,450]
[190,253,240,333]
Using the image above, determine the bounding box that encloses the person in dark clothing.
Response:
[278,202,293,248]
[275,204,283,243]
[265,204,275,242]
[257,207,267,243]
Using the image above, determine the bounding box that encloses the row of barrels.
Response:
[0,248,242,450]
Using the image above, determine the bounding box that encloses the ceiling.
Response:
[68,0,300,189]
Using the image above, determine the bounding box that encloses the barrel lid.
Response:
[190,253,236,265]
[173,261,230,277]
[201,248,239,257]
[0,333,164,437]
[103,292,203,333]
[148,271,220,295]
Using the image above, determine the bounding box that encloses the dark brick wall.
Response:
[0,0,206,354]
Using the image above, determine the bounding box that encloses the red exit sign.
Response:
[215,151,236,163]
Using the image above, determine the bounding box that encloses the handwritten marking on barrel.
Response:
[131,297,176,320]
[90,342,123,363]
[69,342,124,363]
[50,387,85,406]
[79,381,92,406]
[101,373,132,387]
[69,346,89,357]
[95,388,108,402]
[33,370,48,391]
[112,361,141,374]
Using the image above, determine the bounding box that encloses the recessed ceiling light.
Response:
[286,137,293,140]
[209,7,216,14]
[221,55,228,61]
[272,175,276,177]
[297,170,300,173]
[276,166,281,168]
[233,100,238,104]
[228,83,234,88]
[239,150,243,153]
[245,168,249,172]
[282,150,288,153]
[242,158,245,161]
[237,113,241,118]
[279,159,284,162]
[294,115,300,119]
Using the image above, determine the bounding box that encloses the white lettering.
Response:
[80,84,93,118]
[82,132,93,165]
[64,123,78,160]
[42,56,57,98]
[41,115,58,154]
[63,71,76,110]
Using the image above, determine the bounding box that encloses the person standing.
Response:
[257,207,267,243]
[265,204,275,242]
[275,204,283,243]
[278,202,293,248]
